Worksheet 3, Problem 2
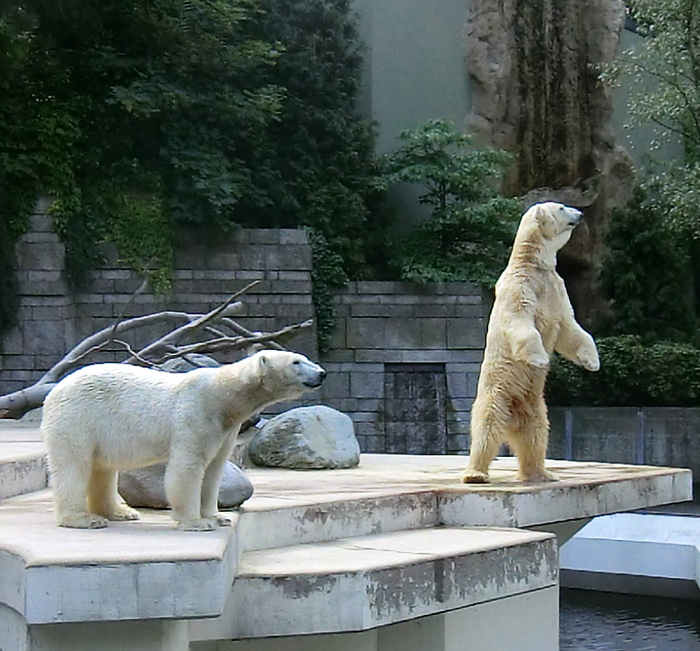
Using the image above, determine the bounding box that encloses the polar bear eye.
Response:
[293,359,300,366]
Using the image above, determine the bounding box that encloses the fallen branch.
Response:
[0,281,313,419]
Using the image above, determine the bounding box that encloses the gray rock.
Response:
[159,354,220,373]
[249,406,360,470]
[118,461,254,509]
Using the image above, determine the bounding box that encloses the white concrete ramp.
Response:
[561,512,700,599]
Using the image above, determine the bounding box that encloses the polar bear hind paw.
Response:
[462,469,490,484]
[518,469,560,483]
[215,514,232,526]
[58,513,109,529]
[177,517,218,532]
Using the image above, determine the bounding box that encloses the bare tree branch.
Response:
[0,279,314,420]
[126,280,259,363]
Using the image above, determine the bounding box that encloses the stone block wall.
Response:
[318,282,486,454]
[0,203,317,397]
[1,205,488,455]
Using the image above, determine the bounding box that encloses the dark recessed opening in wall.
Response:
[383,363,447,455]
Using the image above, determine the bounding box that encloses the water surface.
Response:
[560,588,700,650]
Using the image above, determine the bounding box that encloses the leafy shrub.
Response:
[235,0,386,279]
[546,335,700,407]
[381,119,521,287]
[598,186,698,341]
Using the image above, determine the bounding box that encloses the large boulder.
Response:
[249,405,360,469]
[118,461,254,509]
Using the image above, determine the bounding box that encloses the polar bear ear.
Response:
[534,205,556,237]
[255,352,268,375]
[533,205,548,227]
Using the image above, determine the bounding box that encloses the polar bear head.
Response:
[513,201,583,267]
[248,349,326,402]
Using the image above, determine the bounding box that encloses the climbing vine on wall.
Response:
[0,0,383,345]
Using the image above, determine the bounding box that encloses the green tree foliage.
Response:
[0,0,382,342]
[0,0,281,294]
[381,119,521,286]
[238,0,383,279]
[599,187,698,341]
[620,0,700,233]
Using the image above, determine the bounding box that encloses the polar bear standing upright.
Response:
[463,202,599,484]
[41,350,326,530]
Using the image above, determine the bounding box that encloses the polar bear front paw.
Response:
[576,348,600,372]
[215,514,232,527]
[462,470,490,484]
[177,518,218,532]
[109,504,141,522]
[58,513,109,529]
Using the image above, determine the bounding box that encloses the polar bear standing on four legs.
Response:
[463,202,600,484]
[41,350,326,530]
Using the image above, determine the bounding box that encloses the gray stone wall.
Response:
[0,203,317,397]
[318,282,486,454]
[1,208,488,456]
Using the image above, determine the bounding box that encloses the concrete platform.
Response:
[192,526,557,641]
[0,422,693,651]
[560,511,700,599]
[0,421,47,501]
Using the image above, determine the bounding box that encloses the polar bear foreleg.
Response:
[200,439,237,527]
[509,318,550,369]
[87,466,140,522]
[165,456,216,531]
[555,321,600,372]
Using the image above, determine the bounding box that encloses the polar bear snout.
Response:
[566,207,582,227]
[298,361,327,388]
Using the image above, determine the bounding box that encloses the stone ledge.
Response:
[238,455,692,550]
[0,445,692,633]
[191,527,557,640]
[0,491,238,625]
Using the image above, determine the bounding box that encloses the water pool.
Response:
[560,588,700,650]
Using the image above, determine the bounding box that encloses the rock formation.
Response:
[466,0,635,324]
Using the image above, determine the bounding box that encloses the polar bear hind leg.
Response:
[49,456,109,529]
[463,391,509,483]
[88,466,140,522]
[507,398,558,483]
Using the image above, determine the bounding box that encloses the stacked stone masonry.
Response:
[1,204,487,454]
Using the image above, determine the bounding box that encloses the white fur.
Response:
[463,202,600,484]
[41,350,326,530]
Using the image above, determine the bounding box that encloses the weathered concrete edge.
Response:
[0,454,48,502]
[194,535,558,639]
[438,468,693,528]
[3,527,239,625]
[237,491,440,552]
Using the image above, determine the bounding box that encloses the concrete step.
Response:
[190,526,558,641]
[0,422,47,501]
[237,454,693,551]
